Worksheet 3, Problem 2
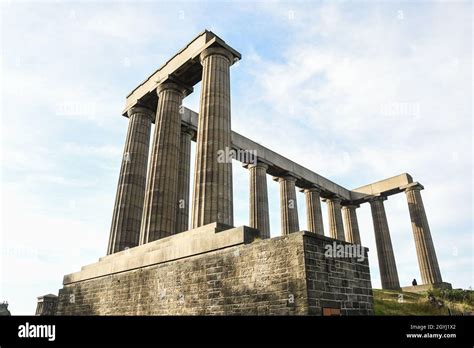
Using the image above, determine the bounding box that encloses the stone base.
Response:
[56,224,374,315]
[402,282,453,293]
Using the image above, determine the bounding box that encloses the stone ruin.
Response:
[49,30,449,316]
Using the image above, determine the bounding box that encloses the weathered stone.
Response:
[342,204,361,244]
[277,176,299,235]
[140,82,189,244]
[369,196,400,290]
[176,127,195,233]
[405,183,442,285]
[302,187,324,235]
[192,47,235,228]
[248,162,270,238]
[108,106,154,254]
[325,197,345,241]
[56,30,447,316]
[57,232,373,316]
[35,294,58,316]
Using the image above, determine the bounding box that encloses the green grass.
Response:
[373,289,473,316]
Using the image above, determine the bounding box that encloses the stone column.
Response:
[302,187,324,235]
[248,162,270,238]
[342,204,361,244]
[192,47,234,228]
[175,126,195,233]
[326,197,345,241]
[140,82,188,244]
[107,105,154,255]
[278,175,299,235]
[369,196,400,290]
[405,184,442,285]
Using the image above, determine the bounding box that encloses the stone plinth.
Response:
[57,231,374,316]
[401,282,452,294]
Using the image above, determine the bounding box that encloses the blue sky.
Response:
[1,0,472,314]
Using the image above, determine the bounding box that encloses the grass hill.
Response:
[373,288,474,315]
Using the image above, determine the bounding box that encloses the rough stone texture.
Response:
[56,232,373,316]
[176,127,194,233]
[192,47,234,228]
[326,198,345,241]
[369,196,400,290]
[304,235,374,315]
[278,176,299,235]
[405,184,442,285]
[248,162,270,239]
[0,303,11,316]
[107,106,154,254]
[140,82,185,244]
[342,205,361,245]
[35,294,58,316]
[303,188,324,236]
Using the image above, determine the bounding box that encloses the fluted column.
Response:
[248,162,270,238]
[326,197,345,241]
[175,126,195,233]
[107,106,154,254]
[302,187,324,235]
[278,175,299,235]
[140,82,188,244]
[192,47,235,228]
[405,184,442,285]
[369,196,400,290]
[342,204,361,244]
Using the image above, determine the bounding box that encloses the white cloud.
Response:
[62,143,122,158]
[237,2,472,289]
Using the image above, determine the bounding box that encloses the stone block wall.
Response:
[303,236,373,315]
[57,231,374,315]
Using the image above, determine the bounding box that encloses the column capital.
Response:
[200,46,236,65]
[127,105,155,122]
[403,182,425,193]
[156,80,193,97]
[274,174,297,183]
[180,125,197,139]
[300,186,323,194]
[369,195,387,203]
[342,203,360,210]
[247,161,269,171]
[322,196,342,204]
